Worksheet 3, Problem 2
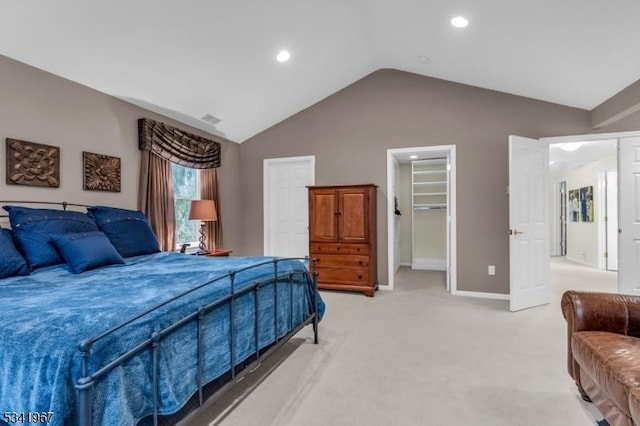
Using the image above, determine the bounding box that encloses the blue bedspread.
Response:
[0,252,324,426]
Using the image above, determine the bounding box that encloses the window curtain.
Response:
[138,150,176,251]
[138,118,223,252]
[138,118,221,169]
[200,168,223,249]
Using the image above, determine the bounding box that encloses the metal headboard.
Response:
[0,201,93,218]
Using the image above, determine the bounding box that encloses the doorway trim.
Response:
[542,131,640,144]
[263,155,315,256]
[386,145,457,292]
[542,131,640,295]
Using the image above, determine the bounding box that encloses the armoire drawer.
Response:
[310,243,369,255]
[311,254,369,269]
[315,268,370,285]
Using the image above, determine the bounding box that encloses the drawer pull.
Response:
[358,275,362,279]
[359,260,363,265]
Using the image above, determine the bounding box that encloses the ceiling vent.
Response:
[201,114,221,125]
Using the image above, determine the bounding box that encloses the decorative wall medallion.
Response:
[6,138,60,187]
[83,151,121,192]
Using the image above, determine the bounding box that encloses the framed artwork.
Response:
[568,189,580,222]
[568,186,594,222]
[6,138,60,188]
[83,151,121,192]
[580,186,594,222]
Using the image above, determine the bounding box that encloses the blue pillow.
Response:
[87,206,160,258]
[3,206,99,270]
[53,231,125,274]
[0,228,29,279]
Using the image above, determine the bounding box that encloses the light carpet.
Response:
[185,257,616,426]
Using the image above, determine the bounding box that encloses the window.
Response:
[172,163,200,248]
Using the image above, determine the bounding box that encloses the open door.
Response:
[605,170,618,271]
[509,136,550,311]
[618,137,640,294]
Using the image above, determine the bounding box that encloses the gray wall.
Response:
[0,54,242,250]
[238,68,640,295]
[4,53,640,295]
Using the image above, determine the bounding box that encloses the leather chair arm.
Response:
[561,290,640,335]
[561,290,640,382]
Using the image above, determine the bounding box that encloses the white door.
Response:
[264,156,315,257]
[509,136,550,311]
[618,137,640,294]
[606,170,619,271]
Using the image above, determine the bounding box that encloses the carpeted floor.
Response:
[185,257,617,426]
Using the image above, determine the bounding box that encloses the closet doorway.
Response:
[386,145,457,292]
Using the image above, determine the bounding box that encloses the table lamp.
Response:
[188,199,218,254]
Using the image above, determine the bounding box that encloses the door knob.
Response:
[509,229,524,236]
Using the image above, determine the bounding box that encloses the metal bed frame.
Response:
[77,257,320,426]
[0,201,320,426]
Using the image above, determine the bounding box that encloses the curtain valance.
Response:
[138,118,221,169]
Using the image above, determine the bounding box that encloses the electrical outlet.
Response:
[488,265,496,276]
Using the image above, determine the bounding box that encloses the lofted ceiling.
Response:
[1,1,640,143]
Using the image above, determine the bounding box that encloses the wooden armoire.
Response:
[308,184,377,297]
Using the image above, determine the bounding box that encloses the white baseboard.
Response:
[452,290,509,300]
[565,256,598,269]
[400,262,412,267]
[412,258,447,271]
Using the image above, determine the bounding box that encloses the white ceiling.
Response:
[1,0,640,143]
[549,139,617,175]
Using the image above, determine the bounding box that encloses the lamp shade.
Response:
[188,200,217,221]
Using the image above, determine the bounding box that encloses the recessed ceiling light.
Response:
[451,16,469,28]
[276,50,291,62]
[410,155,419,159]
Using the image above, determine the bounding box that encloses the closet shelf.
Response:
[413,170,446,175]
[414,192,447,196]
[413,181,447,185]
[414,204,447,210]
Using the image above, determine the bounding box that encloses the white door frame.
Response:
[263,155,315,256]
[543,131,640,145]
[605,169,619,271]
[386,145,457,292]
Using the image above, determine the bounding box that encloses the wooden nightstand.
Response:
[207,249,232,257]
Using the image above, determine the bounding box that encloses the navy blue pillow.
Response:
[87,206,160,258]
[53,231,125,274]
[3,206,99,270]
[0,228,29,279]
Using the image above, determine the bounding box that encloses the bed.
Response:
[0,202,324,426]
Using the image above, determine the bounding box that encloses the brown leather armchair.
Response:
[561,290,640,426]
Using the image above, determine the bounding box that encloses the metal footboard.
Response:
[75,257,320,426]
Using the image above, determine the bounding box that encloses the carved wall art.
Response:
[83,152,121,192]
[6,138,60,187]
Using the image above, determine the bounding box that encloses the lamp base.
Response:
[198,222,207,252]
